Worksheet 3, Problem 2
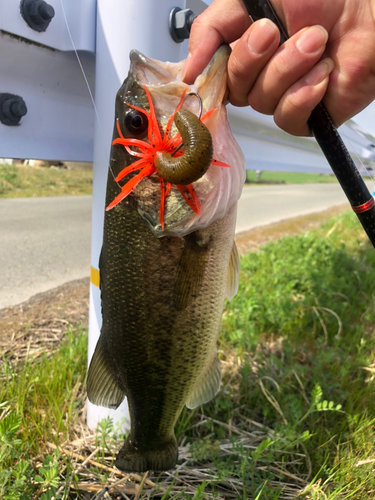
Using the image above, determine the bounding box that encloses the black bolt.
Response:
[10,100,28,118]
[169,7,196,43]
[29,1,55,24]
[20,0,55,32]
[0,94,28,126]
[39,3,55,21]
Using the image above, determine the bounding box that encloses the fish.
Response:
[86,45,245,473]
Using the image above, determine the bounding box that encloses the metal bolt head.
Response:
[39,3,55,21]
[10,101,28,118]
[3,98,28,120]
[29,0,55,24]
[0,94,28,126]
[20,0,55,32]
[169,7,196,43]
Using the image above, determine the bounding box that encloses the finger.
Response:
[248,25,328,115]
[227,19,280,107]
[273,58,335,136]
[182,0,251,84]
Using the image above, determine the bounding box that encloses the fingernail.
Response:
[248,18,279,55]
[296,26,328,54]
[305,58,334,85]
[180,53,191,82]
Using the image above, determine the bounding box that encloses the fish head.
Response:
[109,46,245,237]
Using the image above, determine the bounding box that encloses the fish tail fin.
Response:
[115,436,178,472]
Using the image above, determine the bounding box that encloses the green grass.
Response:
[217,211,375,497]
[0,163,93,198]
[0,328,88,499]
[1,211,375,498]
[245,170,338,184]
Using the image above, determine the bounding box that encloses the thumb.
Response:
[182,0,251,83]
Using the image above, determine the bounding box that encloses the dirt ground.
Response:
[0,205,347,347]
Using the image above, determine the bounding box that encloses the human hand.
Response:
[182,0,375,136]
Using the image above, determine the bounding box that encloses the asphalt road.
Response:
[0,183,352,309]
[0,196,92,309]
[236,183,348,233]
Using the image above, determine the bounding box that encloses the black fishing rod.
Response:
[242,0,375,248]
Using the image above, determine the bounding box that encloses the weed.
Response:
[0,402,63,499]
[245,170,338,184]
[0,326,87,499]
[0,162,92,198]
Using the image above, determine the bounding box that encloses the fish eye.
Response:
[125,110,148,135]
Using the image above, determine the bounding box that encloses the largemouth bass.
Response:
[87,46,245,472]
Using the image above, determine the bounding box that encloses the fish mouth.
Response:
[130,45,231,111]
[129,50,184,86]
[110,44,244,237]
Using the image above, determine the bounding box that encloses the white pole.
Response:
[87,0,186,431]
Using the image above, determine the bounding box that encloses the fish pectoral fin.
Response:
[86,336,126,409]
[226,242,240,301]
[173,232,211,311]
[185,355,222,409]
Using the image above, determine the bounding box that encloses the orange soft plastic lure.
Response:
[107,86,230,230]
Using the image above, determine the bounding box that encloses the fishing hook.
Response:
[188,92,203,120]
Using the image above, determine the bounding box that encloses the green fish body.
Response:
[87,46,245,472]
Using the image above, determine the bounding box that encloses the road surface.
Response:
[0,196,92,309]
[236,183,348,233]
[0,183,354,309]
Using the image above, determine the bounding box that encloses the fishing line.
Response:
[59,0,121,188]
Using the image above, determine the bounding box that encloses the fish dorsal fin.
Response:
[173,232,211,311]
[86,336,126,409]
[185,355,222,409]
[226,242,240,301]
